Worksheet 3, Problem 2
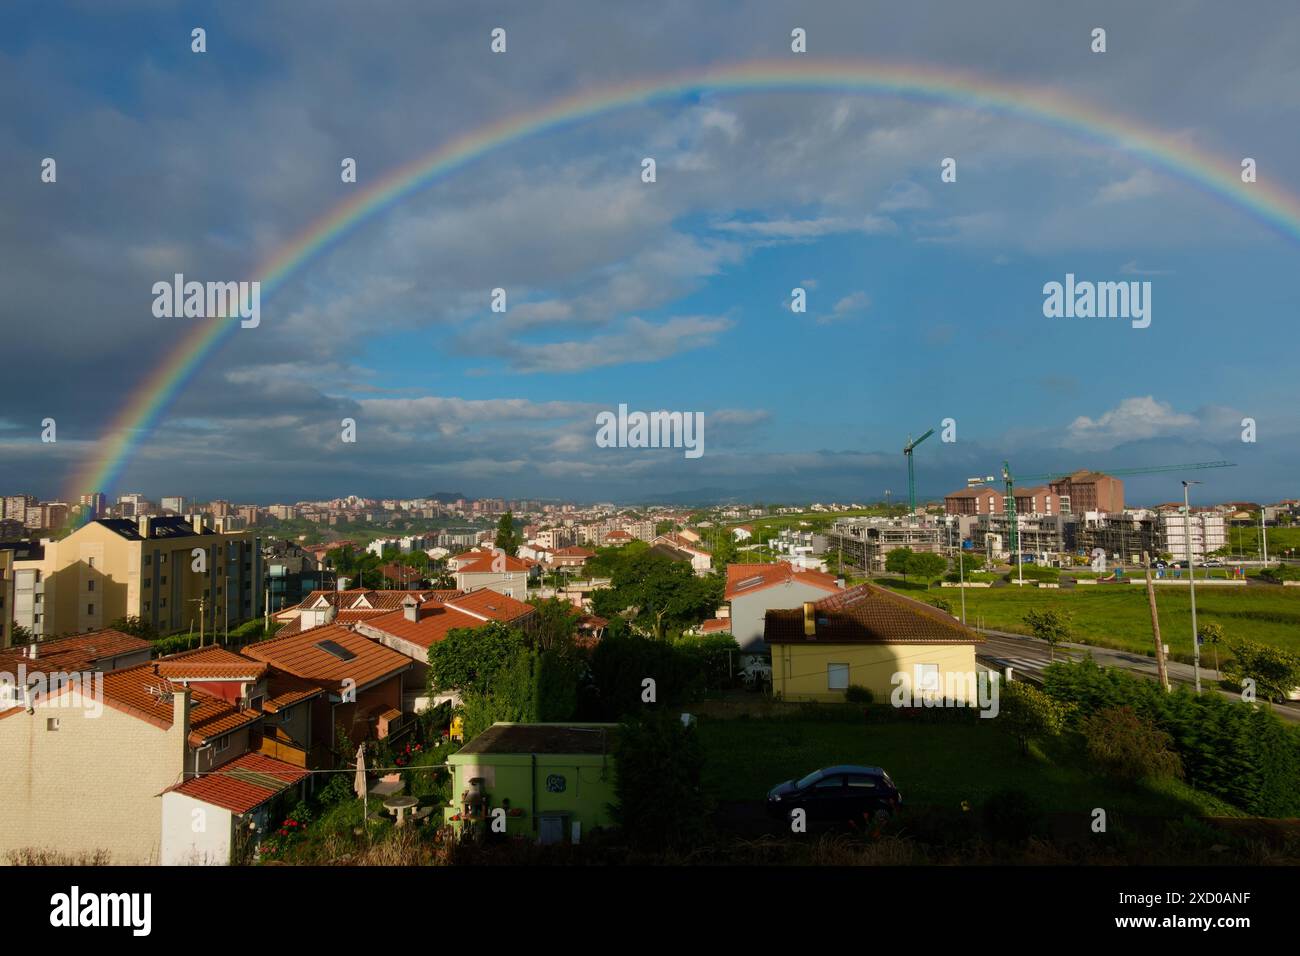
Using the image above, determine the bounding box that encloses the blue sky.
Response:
[2,0,1297,505]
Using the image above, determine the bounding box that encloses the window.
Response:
[86,603,94,615]
[827,663,849,691]
[847,775,880,791]
[813,775,843,789]
[214,734,230,753]
[87,579,95,592]
[160,576,167,585]
[144,578,150,588]
[143,601,151,612]
[87,557,95,569]
[46,717,60,732]
[144,554,152,567]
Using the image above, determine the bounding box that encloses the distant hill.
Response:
[427,491,467,502]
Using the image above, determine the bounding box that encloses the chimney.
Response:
[403,597,420,623]
[802,601,816,637]
[26,642,38,661]
[192,514,205,534]
[137,514,152,539]
[172,685,191,746]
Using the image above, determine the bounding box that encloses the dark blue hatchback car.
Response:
[766,765,901,826]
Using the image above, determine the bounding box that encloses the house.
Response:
[724,562,842,656]
[0,627,153,674]
[0,647,306,864]
[355,590,536,711]
[651,533,712,574]
[603,530,633,547]
[764,583,984,703]
[454,552,537,599]
[550,546,596,570]
[732,525,754,542]
[274,588,452,635]
[444,722,618,845]
[241,624,415,756]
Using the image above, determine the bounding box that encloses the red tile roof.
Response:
[725,563,840,601]
[0,629,152,673]
[765,583,984,646]
[359,591,535,650]
[457,553,532,574]
[699,618,732,634]
[242,625,412,692]
[170,751,309,814]
[155,646,267,681]
[264,672,327,713]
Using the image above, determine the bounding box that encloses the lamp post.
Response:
[1183,480,1202,693]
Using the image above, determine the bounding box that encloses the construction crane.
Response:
[903,427,937,515]
[970,460,1236,562]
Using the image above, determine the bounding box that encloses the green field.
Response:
[883,579,1300,659]
[697,715,1235,818]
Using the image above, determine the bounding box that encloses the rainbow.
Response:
[65,58,1300,508]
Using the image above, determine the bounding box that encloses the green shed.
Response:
[445,722,619,844]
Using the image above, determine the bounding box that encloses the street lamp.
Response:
[1183,480,1202,693]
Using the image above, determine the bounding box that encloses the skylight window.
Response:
[315,639,356,662]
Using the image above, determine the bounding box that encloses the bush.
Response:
[1221,637,1300,702]
[844,684,874,704]
[1079,706,1183,781]
[1043,658,1300,816]
[1005,564,1060,583]
[982,789,1047,845]
[611,710,711,850]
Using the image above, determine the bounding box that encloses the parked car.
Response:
[766,765,901,826]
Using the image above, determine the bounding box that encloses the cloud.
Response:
[712,215,895,240]
[816,290,872,324]
[457,314,735,373]
[1065,396,1199,450]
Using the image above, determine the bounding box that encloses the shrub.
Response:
[1042,658,1300,816]
[1079,706,1183,781]
[611,710,711,850]
[998,680,1068,756]
[1221,637,1300,703]
[982,788,1047,845]
[844,684,874,704]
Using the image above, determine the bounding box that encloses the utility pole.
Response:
[1183,481,1202,693]
[1142,551,1170,692]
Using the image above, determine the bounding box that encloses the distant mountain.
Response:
[426,491,467,502]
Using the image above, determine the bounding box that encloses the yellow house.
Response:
[765,583,983,703]
[11,516,261,639]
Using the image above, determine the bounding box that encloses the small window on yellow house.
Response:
[827,663,849,691]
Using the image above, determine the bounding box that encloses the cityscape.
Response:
[2,0,1296,935]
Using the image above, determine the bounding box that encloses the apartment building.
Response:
[10,516,262,639]
[1048,470,1124,513]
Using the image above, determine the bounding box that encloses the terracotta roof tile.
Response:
[725,563,840,601]
[0,629,152,673]
[765,583,984,646]
[242,625,411,692]
[170,751,309,814]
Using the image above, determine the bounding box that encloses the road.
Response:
[974,628,1300,724]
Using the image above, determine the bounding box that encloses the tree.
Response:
[109,615,159,642]
[905,551,948,587]
[1221,637,1300,703]
[953,550,987,577]
[610,709,711,850]
[885,547,914,581]
[1198,621,1225,673]
[494,511,521,557]
[998,680,1068,756]
[1023,608,1072,661]
[427,621,528,697]
[1080,706,1183,782]
[590,551,722,639]
[527,597,582,652]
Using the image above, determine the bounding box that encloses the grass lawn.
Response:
[697,715,1237,819]
[876,578,1300,659]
